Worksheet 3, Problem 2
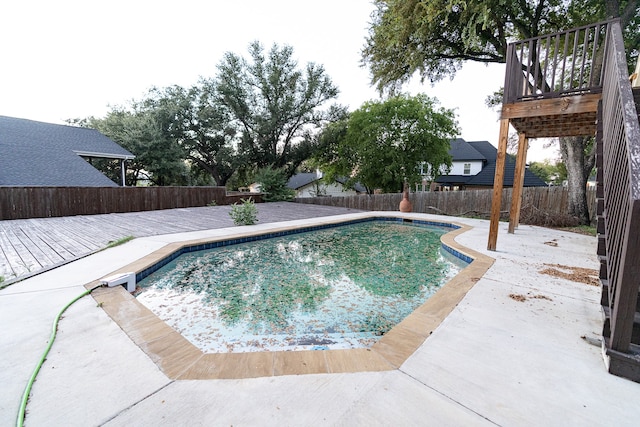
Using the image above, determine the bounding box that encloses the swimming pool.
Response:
[136,219,468,353]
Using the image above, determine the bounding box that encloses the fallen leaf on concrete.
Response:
[540,263,599,286]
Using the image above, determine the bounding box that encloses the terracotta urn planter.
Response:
[399,186,412,212]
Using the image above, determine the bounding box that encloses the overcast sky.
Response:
[0,0,555,161]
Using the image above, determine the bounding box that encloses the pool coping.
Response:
[87,212,494,380]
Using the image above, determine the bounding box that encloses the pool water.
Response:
[136,221,466,353]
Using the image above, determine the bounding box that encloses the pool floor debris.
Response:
[136,222,464,353]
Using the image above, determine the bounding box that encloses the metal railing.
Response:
[504,20,615,103]
[598,20,640,373]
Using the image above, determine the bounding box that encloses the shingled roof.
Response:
[0,116,134,187]
[436,139,547,188]
[449,138,487,161]
[286,172,318,190]
[287,172,367,193]
[465,140,546,187]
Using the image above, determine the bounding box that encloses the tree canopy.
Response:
[364,1,637,93]
[77,41,343,187]
[528,160,567,185]
[214,41,342,178]
[313,94,458,193]
[363,0,572,93]
[140,84,241,186]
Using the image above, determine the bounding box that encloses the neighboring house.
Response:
[287,171,366,197]
[0,115,135,186]
[430,138,547,190]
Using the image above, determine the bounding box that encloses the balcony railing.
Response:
[504,20,615,104]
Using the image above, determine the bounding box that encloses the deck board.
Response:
[13,227,63,267]
[0,225,42,276]
[0,226,19,278]
[0,203,361,283]
[23,220,79,259]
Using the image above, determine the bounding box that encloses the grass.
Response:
[558,225,597,236]
[105,235,135,248]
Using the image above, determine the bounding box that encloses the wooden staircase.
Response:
[597,86,640,381]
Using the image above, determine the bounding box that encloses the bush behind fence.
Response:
[0,187,263,220]
[296,187,597,225]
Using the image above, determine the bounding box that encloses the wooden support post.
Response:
[487,119,510,251]
[120,159,127,187]
[508,133,528,233]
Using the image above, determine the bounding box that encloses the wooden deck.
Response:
[0,203,361,283]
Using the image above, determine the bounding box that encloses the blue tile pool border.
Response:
[135,217,472,283]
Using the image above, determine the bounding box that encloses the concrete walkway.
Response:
[1,204,639,426]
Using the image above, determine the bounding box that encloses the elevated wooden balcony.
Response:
[501,21,612,138]
[489,21,613,250]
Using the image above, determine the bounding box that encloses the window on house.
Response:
[463,163,471,175]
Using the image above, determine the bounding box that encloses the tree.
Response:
[141,84,242,186]
[363,0,569,93]
[314,94,458,193]
[528,160,566,185]
[214,41,341,178]
[79,82,246,187]
[76,41,343,188]
[254,167,296,201]
[363,0,638,224]
[75,109,191,186]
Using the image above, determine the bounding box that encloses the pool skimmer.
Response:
[100,272,136,292]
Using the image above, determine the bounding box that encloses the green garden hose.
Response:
[16,284,103,427]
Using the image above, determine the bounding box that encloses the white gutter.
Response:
[73,150,136,160]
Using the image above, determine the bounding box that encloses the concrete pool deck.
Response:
[2,206,640,425]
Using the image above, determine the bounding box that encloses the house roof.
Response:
[287,173,318,190]
[0,116,135,187]
[437,139,547,187]
[449,138,487,161]
[335,177,367,193]
[287,173,367,193]
[437,175,474,185]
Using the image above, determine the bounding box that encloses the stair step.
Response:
[602,305,640,345]
[602,337,640,383]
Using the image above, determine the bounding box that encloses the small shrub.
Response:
[229,198,258,226]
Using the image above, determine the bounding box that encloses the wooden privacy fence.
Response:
[0,187,263,220]
[296,187,596,222]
